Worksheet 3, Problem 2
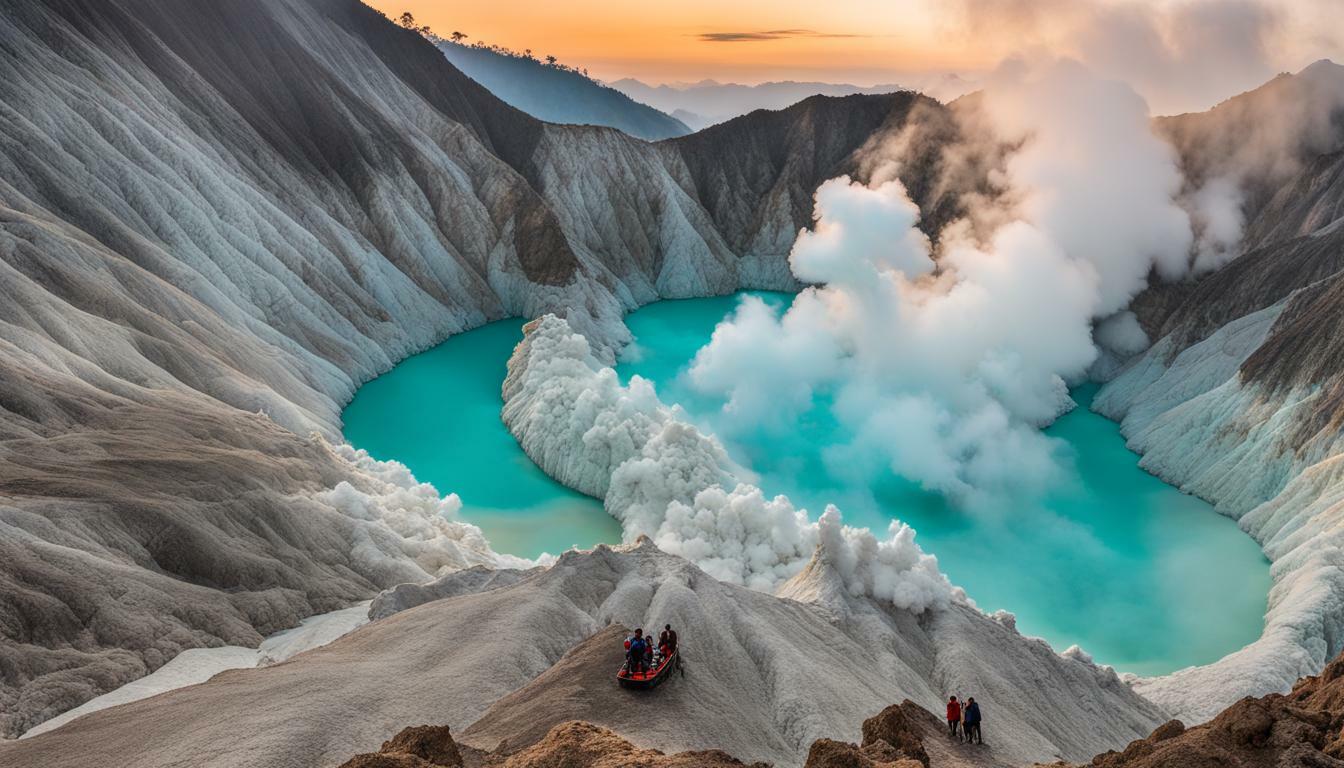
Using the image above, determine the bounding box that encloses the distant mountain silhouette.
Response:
[437,42,691,140]
[610,75,974,128]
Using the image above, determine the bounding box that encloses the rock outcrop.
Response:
[341,725,466,768]
[1069,651,1344,768]
[0,541,1164,768]
[341,721,766,768]
[803,702,935,768]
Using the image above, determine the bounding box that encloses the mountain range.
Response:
[437,41,692,140]
[609,75,976,130]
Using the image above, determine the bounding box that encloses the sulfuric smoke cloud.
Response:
[687,60,1196,502]
[501,313,957,611]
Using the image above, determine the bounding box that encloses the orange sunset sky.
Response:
[364,0,1341,111]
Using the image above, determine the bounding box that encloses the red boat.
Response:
[617,648,681,689]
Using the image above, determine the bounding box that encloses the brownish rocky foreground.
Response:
[342,652,1344,768]
[1047,649,1344,768]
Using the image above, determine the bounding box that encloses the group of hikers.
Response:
[946,695,983,744]
[622,624,678,676]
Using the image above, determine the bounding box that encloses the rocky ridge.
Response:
[338,648,1344,768]
[0,540,1163,768]
[1091,60,1344,722]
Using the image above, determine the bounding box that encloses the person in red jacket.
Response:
[946,695,962,739]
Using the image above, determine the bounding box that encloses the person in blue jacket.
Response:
[625,628,649,676]
[963,697,983,744]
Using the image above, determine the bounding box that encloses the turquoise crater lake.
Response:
[342,292,1271,675]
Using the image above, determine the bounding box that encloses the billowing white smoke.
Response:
[688,61,1194,501]
[1186,177,1247,273]
[502,314,955,612]
[947,1,1344,271]
[316,442,539,580]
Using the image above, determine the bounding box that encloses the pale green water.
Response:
[342,320,617,558]
[342,294,1271,675]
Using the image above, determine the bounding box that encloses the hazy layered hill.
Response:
[437,41,691,140]
[611,75,974,129]
[0,0,958,737]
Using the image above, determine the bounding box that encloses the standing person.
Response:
[660,624,678,654]
[626,628,648,677]
[964,697,982,744]
[946,696,961,739]
[660,623,682,674]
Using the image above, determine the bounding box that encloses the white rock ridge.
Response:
[1096,301,1344,722]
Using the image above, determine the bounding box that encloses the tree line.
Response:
[384,10,591,79]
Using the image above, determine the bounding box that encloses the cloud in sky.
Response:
[696,29,865,43]
[949,0,1341,113]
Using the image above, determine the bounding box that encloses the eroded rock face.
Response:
[803,702,933,768]
[1091,62,1344,723]
[860,703,934,767]
[1078,653,1344,768]
[339,724,464,768]
[497,721,768,768]
[342,721,765,768]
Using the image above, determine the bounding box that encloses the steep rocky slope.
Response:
[335,647,1344,768]
[1093,61,1344,722]
[0,0,958,737]
[0,541,1164,768]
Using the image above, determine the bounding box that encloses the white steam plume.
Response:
[501,314,957,611]
[687,60,1194,501]
[946,1,1344,272]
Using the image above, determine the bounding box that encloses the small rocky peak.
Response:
[338,724,463,768]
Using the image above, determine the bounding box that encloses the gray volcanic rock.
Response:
[666,93,965,264]
[369,566,536,621]
[1091,62,1344,723]
[0,541,1164,768]
[0,0,962,736]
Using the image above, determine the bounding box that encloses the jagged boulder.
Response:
[803,738,924,768]
[339,725,464,768]
[803,701,932,768]
[861,703,933,767]
[341,721,767,768]
[498,720,768,767]
[1080,652,1344,768]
